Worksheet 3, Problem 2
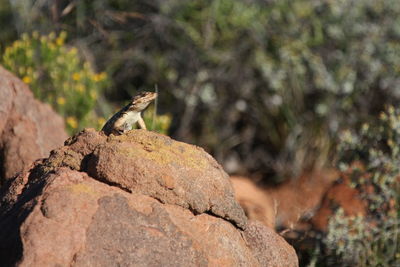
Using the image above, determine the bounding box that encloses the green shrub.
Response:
[2,31,109,134]
[320,106,400,266]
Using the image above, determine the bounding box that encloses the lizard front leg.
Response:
[137,114,147,130]
[111,125,126,135]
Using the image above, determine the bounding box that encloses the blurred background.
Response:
[1,0,399,266]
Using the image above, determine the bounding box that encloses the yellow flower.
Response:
[72,72,81,81]
[76,84,85,92]
[57,97,66,106]
[66,116,78,129]
[22,76,32,84]
[92,74,101,82]
[32,31,39,39]
[97,117,106,126]
[56,37,64,46]
[92,72,107,82]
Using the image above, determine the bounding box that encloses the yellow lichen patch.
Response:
[44,148,82,171]
[67,183,97,197]
[114,130,210,170]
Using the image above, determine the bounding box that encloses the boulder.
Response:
[231,170,339,231]
[311,165,368,231]
[269,170,339,230]
[0,66,68,183]
[0,129,298,267]
[244,221,299,267]
[231,176,276,229]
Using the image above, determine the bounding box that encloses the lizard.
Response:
[101,91,157,136]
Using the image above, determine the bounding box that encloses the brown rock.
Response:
[311,170,368,231]
[0,66,68,183]
[231,170,339,231]
[86,130,247,229]
[244,221,298,267]
[231,176,276,229]
[0,130,298,266]
[42,128,246,228]
[268,169,339,230]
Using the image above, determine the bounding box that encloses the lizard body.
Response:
[101,91,157,136]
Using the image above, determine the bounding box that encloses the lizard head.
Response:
[130,91,158,111]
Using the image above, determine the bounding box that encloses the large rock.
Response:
[231,176,276,229]
[0,129,298,267]
[269,170,339,229]
[0,66,68,183]
[311,164,368,231]
[231,170,339,231]
[45,129,247,229]
[244,221,299,267]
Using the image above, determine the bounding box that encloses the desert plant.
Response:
[321,106,400,266]
[2,31,109,133]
